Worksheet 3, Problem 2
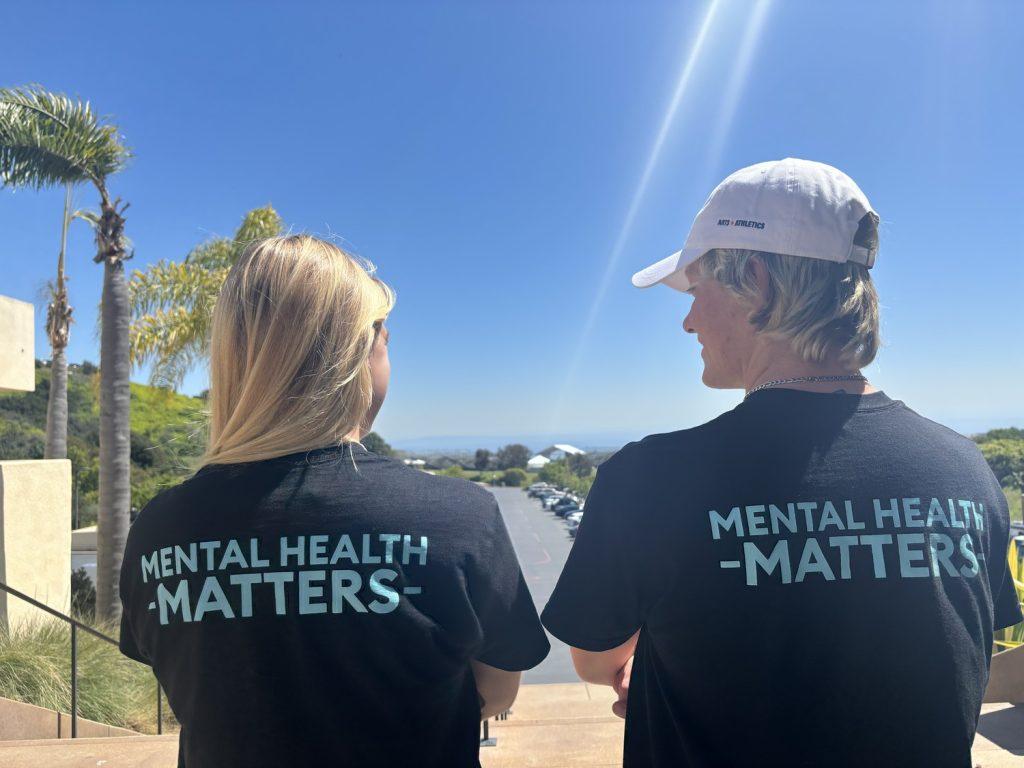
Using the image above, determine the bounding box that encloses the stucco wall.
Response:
[0,295,34,393]
[0,460,72,630]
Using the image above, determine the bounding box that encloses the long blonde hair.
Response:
[201,235,395,466]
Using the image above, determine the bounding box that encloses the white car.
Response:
[565,511,584,536]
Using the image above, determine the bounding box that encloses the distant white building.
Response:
[527,454,551,471]
[543,444,586,461]
[528,444,586,470]
[403,458,426,468]
[71,525,98,585]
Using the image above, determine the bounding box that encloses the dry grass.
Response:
[0,616,176,733]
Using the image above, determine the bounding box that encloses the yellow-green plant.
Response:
[995,537,1024,651]
[129,205,282,390]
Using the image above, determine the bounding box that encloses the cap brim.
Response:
[631,247,702,292]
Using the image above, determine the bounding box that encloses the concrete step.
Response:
[0,688,1018,768]
[0,734,178,767]
[481,683,624,768]
[0,696,140,742]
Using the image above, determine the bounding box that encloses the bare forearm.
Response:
[471,660,521,720]
[570,631,639,687]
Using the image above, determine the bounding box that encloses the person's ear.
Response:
[749,255,772,309]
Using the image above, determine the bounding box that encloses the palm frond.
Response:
[128,261,224,320]
[232,205,283,247]
[183,238,235,270]
[72,206,134,252]
[182,206,283,269]
[130,306,211,390]
[0,85,129,191]
[72,208,101,227]
[127,205,283,392]
[149,339,207,392]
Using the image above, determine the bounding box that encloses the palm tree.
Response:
[129,205,283,390]
[1,85,132,622]
[43,185,75,460]
[43,186,100,460]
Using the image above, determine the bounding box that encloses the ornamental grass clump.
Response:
[0,615,175,733]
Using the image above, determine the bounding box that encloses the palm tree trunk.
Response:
[44,347,69,459]
[45,185,73,460]
[95,195,132,624]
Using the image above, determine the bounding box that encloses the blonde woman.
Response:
[118,235,549,767]
[543,159,1021,767]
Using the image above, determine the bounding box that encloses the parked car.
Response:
[552,496,579,513]
[566,511,583,536]
[542,493,567,508]
[555,503,580,518]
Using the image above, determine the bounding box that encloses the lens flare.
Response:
[547,0,723,431]
[701,0,773,183]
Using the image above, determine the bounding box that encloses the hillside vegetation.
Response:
[0,361,206,527]
[1,360,1022,526]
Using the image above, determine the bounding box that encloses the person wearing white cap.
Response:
[542,158,1022,767]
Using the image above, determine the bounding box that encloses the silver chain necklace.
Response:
[745,374,867,400]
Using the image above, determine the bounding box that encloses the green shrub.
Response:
[1004,486,1022,522]
[362,432,393,457]
[539,459,594,497]
[440,465,465,478]
[70,569,95,623]
[981,440,1024,489]
[499,468,528,487]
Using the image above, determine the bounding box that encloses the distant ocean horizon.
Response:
[388,431,648,455]
[388,415,1023,455]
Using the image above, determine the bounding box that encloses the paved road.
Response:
[487,486,577,684]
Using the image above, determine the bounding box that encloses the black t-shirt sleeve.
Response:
[466,500,550,671]
[992,539,1023,631]
[542,444,661,652]
[118,608,149,664]
[117,531,150,665]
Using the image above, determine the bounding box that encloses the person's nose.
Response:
[682,305,697,335]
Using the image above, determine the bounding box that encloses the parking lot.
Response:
[487,485,578,684]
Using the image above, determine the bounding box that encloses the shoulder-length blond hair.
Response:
[692,248,880,369]
[200,235,395,466]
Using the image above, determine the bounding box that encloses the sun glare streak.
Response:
[546,0,723,432]
[700,0,772,183]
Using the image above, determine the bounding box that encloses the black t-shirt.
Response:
[119,443,549,768]
[542,389,1022,768]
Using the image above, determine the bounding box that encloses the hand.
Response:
[611,656,633,719]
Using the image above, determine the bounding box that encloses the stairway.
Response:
[0,685,1020,767]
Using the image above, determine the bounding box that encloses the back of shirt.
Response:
[119,444,549,768]
[542,390,1022,768]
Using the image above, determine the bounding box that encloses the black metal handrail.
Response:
[480,708,511,747]
[0,579,164,737]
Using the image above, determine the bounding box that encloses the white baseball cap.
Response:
[631,157,879,292]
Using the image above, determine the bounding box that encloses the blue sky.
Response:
[2,0,1022,446]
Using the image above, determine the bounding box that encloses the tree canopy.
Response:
[129,205,283,389]
[0,85,129,192]
[496,443,530,470]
